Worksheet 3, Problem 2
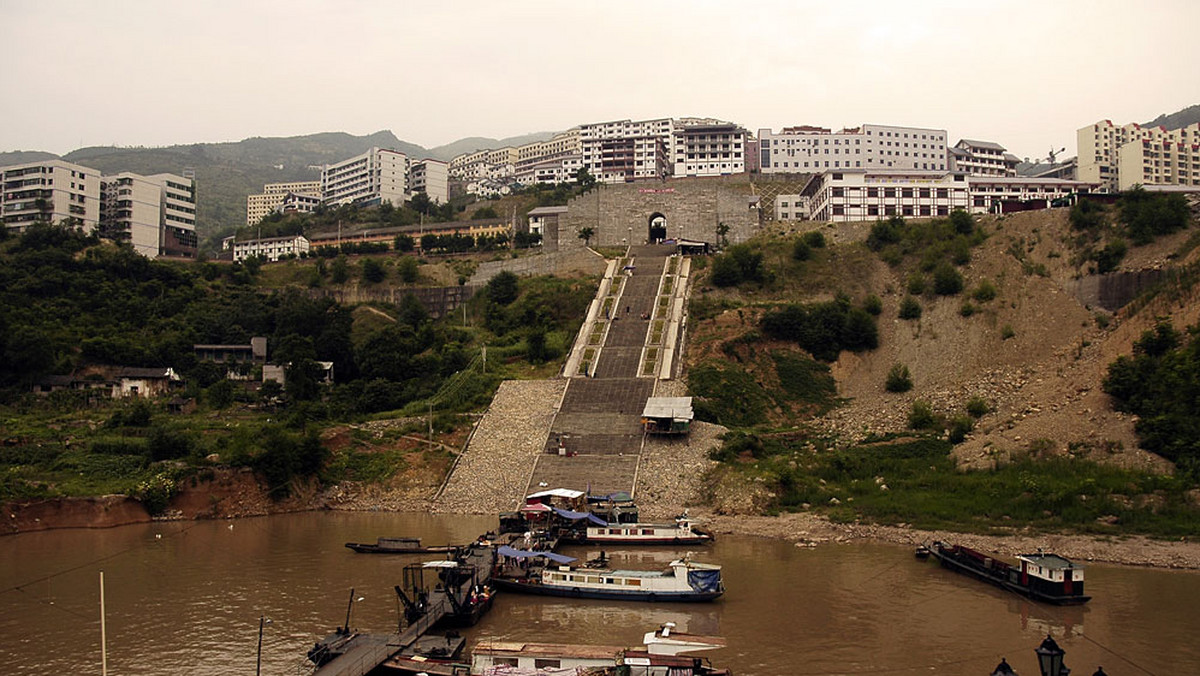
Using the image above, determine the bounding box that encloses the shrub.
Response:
[863,294,883,316]
[972,279,998,302]
[906,273,927,296]
[898,296,922,320]
[1119,188,1190,245]
[959,302,976,317]
[1069,199,1105,230]
[1000,324,1015,340]
[487,270,520,305]
[932,262,964,296]
[792,238,812,261]
[760,297,878,362]
[948,415,974,444]
[908,400,937,430]
[360,258,386,284]
[803,231,826,248]
[1093,238,1128,274]
[950,209,975,235]
[966,396,990,418]
[885,364,913,393]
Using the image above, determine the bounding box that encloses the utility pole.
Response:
[99,572,107,676]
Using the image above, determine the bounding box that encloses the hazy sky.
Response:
[3,0,1198,162]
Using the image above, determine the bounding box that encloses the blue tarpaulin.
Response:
[551,507,607,526]
[496,545,576,565]
[687,569,722,593]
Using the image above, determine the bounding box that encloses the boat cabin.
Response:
[1016,552,1085,599]
[471,640,622,674]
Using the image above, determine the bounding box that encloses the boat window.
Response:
[642,529,653,535]
[495,658,519,667]
[587,576,601,584]
[535,659,561,669]
[605,578,616,584]
[626,579,641,587]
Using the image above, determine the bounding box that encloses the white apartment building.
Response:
[232,234,310,262]
[803,170,970,222]
[275,191,321,216]
[967,176,1100,214]
[579,118,676,184]
[100,172,198,258]
[948,139,1019,177]
[409,159,449,204]
[1078,119,1200,191]
[1,159,101,232]
[515,154,582,186]
[758,124,949,174]
[321,147,409,207]
[797,169,1098,223]
[672,121,748,177]
[246,181,321,225]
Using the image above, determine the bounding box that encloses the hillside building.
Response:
[246,181,321,225]
[409,158,449,204]
[275,191,321,216]
[757,124,949,174]
[948,139,1019,177]
[1,159,101,232]
[321,147,409,207]
[1078,119,1200,191]
[794,169,1098,223]
[99,172,198,258]
[672,121,748,178]
[232,234,310,262]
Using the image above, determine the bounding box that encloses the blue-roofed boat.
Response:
[923,540,1091,605]
[490,548,724,602]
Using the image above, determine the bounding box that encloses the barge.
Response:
[923,541,1090,605]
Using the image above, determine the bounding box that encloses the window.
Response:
[535,660,562,669]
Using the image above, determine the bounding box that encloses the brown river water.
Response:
[2,512,1197,675]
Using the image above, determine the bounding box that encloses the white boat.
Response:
[470,623,728,675]
[583,515,712,546]
[491,549,724,603]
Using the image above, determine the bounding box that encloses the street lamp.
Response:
[256,615,272,676]
[1035,635,1069,676]
[990,657,1016,675]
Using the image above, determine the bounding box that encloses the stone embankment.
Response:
[434,379,565,514]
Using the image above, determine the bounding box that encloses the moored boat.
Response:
[490,547,724,602]
[345,536,457,554]
[583,514,713,546]
[923,540,1091,605]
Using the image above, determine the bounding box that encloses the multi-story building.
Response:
[796,169,1098,222]
[232,234,310,262]
[1078,120,1200,191]
[758,124,949,174]
[1,159,101,232]
[275,191,321,216]
[948,139,1019,177]
[802,170,970,222]
[515,154,582,186]
[100,172,198,258]
[246,181,321,225]
[579,118,676,183]
[321,147,409,207]
[672,121,748,177]
[409,159,449,204]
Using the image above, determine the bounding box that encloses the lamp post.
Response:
[256,615,272,676]
[1035,635,1069,676]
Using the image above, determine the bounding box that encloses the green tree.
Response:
[575,167,597,191]
[487,271,520,305]
[472,206,499,219]
[394,234,414,252]
[330,256,349,284]
[410,191,433,215]
[932,262,964,295]
[886,364,913,393]
[950,209,975,235]
[396,255,419,283]
[578,227,595,246]
[361,258,386,284]
[899,296,922,320]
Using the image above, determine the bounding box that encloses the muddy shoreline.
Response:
[7,491,1200,571]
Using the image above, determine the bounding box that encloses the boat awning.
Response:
[641,397,694,422]
[526,488,585,500]
[422,560,459,568]
[496,546,576,564]
[519,502,553,513]
[552,507,607,526]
